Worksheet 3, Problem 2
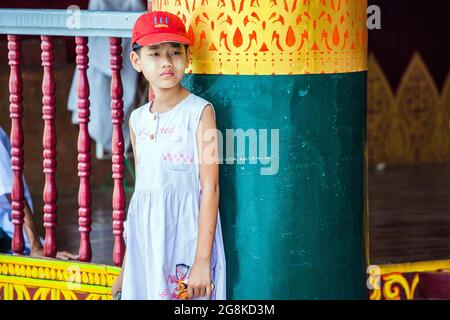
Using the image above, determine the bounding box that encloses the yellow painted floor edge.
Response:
[377,259,450,274]
[0,254,120,274]
[0,254,120,297]
[0,275,111,295]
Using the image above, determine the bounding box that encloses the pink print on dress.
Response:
[159,288,169,299]
[159,127,175,135]
[162,152,194,164]
[168,274,178,284]
[138,128,152,141]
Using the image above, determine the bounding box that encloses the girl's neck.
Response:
[151,85,190,113]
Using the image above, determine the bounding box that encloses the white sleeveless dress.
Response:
[121,93,226,300]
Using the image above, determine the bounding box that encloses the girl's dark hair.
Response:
[133,43,143,56]
[132,42,189,56]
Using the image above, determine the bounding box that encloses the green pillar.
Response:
[159,0,369,299]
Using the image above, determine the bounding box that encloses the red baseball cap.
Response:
[132,11,190,48]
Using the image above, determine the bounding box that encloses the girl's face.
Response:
[130,42,190,90]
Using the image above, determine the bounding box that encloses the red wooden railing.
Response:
[2,5,150,266]
[7,36,127,266]
[8,35,25,255]
[75,36,92,262]
[110,37,126,266]
[41,35,58,258]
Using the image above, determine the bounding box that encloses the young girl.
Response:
[111,11,226,300]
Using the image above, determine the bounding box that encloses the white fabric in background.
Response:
[67,0,146,157]
[0,127,37,253]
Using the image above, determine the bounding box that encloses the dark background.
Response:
[368,0,450,91]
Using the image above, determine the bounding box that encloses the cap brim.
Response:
[136,33,191,47]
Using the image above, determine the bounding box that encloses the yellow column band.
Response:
[154,0,368,75]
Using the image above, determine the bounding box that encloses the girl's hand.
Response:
[30,245,78,260]
[187,260,212,299]
[55,251,79,260]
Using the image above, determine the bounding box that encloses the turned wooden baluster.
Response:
[8,35,25,255]
[110,37,126,266]
[41,35,58,257]
[75,37,92,262]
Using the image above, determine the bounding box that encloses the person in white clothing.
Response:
[67,0,146,159]
[0,126,78,260]
[111,11,226,300]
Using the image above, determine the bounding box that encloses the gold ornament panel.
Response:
[438,73,450,161]
[369,260,450,300]
[0,254,119,300]
[367,54,398,164]
[154,0,368,75]
[367,53,450,166]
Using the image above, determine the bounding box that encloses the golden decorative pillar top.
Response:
[154,0,368,75]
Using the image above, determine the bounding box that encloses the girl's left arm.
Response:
[188,104,220,299]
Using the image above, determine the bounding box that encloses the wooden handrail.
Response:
[0,9,141,37]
